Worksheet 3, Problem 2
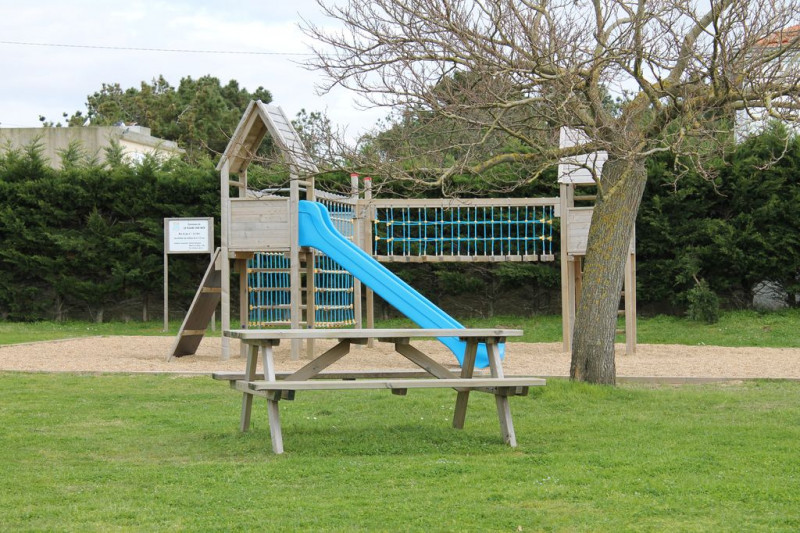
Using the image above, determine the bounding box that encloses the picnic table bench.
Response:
[212,328,545,454]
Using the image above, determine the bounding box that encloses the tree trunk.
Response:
[142,294,149,322]
[570,158,647,385]
[54,294,65,322]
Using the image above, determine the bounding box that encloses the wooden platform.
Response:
[212,328,545,454]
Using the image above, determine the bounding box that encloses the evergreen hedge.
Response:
[0,143,219,321]
[1,128,798,322]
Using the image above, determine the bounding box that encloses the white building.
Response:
[0,124,184,169]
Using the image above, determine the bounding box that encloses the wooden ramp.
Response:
[168,248,222,360]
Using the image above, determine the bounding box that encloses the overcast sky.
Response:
[0,0,383,139]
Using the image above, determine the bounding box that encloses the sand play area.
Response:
[1,335,799,380]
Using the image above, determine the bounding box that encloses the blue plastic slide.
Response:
[297,200,504,368]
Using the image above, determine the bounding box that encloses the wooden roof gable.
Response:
[217,100,318,177]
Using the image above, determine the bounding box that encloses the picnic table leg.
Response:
[487,341,517,447]
[261,343,284,454]
[240,343,260,432]
[452,340,478,429]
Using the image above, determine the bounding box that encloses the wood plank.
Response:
[168,248,222,360]
[247,377,545,391]
[363,197,559,208]
[284,341,351,381]
[200,287,221,294]
[394,343,459,380]
[225,328,522,341]
[229,198,290,250]
[230,379,532,397]
[180,329,207,337]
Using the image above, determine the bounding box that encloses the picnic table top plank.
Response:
[224,328,523,341]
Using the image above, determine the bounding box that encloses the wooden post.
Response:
[364,177,375,347]
[238,258,248,358]
[625,252,637,355]
[210,249,216,332]
[351,173,363,330]
[163,233,169,332]
[559,182,573,352]
[261,342,284,454]
[304,176,316,359]
[239,342,259,432]
[289,174,302,360]
[305,250,316,359]
[220,159,232,360]
[487,341,516,447]
[235,167,247,339]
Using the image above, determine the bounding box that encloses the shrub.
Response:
[686,279,720,324]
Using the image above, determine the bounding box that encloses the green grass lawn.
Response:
[1,374,798,531]
[0,320,222,345]
[3,308,799,348]
[0,309,800,348]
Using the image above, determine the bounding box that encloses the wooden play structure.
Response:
[170,101,636,361]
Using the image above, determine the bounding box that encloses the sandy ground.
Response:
[1,335,799,380]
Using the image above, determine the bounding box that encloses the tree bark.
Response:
[570,158,648,385]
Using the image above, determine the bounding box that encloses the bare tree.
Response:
[303,0,800,384]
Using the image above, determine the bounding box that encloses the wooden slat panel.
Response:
[228,198,290,250]
[230,199,289,218]
[566,206,634,256]
[567,207,593,255]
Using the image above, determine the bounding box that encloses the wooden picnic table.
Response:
[212,328,545,454]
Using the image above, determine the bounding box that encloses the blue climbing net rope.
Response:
[372,205,555,258]
[247,195,357,328]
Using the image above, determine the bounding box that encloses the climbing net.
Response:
[247,252,291,327]
[247,252,356,328]
[372,204,556,259]
[246,190,357,328]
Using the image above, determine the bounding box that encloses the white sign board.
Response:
[163,217,215,331]
[166,218,213,254]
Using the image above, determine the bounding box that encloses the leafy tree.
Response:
[55,75,273,159]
